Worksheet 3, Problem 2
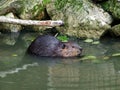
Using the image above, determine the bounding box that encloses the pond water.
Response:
[0,32,120,90]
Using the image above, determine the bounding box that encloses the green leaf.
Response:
[112,53,120,57]
[57,35,69,42]
[103,56,110,60]
[84,39,93,43]
[81,55,97,60]
[12,54,18,57]
[92,41,100,45]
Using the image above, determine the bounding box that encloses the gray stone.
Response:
[0,13,22,32]
[0,0,46,32]
[110,24,120,37]
[2,32,20,46]
[47,0,113,39]
[0,0,45,20]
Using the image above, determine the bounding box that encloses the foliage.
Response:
[84,39,93,43]
[112,53,120,57]
[92,41,100,45]
[12,54,18,57]
[32,0,50,18]
[84,39,100,45]
[55,0,83,10]
[57,35,69,42]
[81,55,97,60]
[101,0,120,19]
[42,0,51,6]
[55,0,68,10]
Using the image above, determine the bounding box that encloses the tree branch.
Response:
[0,16,64,27]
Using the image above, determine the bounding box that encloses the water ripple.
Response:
[0,62,38,78]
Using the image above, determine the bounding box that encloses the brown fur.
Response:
[27,35,82,57]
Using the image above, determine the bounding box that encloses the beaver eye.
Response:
[72,46,75,48]
[62,44,66,49]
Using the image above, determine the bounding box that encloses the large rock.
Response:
[47,0,112,39]
[101,0,120,37]
[0,0,45,20]
[110,24,120,37]
[2,32,20,46]
[0,0,47,32]
[0,13,22,32]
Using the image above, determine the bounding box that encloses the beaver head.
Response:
[53,42,82,57]
[27,35,82,57]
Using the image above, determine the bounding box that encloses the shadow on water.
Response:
[0,32,120,90]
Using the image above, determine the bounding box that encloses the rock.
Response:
[0,13,22,32]
[2,32,20,46]
[0,0,45,20]
[110,24,120,37]
[47,0,112,39]
[0,0,47,32]
[21,33,38,47]
[99,0,120,37]
[18,0,45,20]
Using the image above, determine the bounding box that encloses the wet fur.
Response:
[27,35,82,57]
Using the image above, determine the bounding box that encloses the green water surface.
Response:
[0,32,120,90]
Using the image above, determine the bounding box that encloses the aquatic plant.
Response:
[57,35,69,42]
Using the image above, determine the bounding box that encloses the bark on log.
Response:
[0,16,64,27]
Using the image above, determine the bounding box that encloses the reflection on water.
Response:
[0,32,120,90]
[47,62,118,90]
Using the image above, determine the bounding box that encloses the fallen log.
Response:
[0,16,64,27]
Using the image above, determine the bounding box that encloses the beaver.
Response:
[27,35,82,57]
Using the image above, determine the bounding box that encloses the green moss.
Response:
[101,0,120,19]
[55,0,68,10]
[42,0,51,5]
[31,0,50,18]
[55,0,83,10]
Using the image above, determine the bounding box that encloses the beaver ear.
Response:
[61,44,66,49]
[67,40,73,44]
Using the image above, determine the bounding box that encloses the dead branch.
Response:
[0,16,64,27]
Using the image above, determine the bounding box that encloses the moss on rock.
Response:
[101,0,120,19]
[47,0,112,39]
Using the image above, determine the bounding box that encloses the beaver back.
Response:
[27,35,60,56]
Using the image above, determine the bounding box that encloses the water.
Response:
[0,32,120,90]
